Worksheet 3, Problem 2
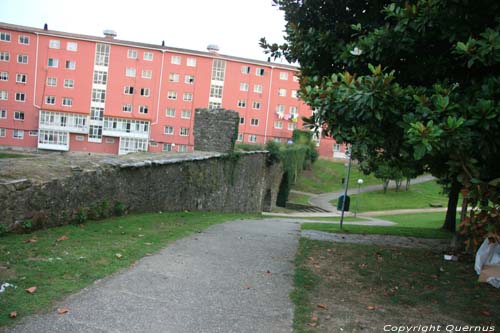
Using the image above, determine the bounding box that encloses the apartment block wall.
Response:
[0,22,345,158]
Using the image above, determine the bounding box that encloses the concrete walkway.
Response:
[308,174,435,212]
[6,219,301,333]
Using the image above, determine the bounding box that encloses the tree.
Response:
[262,0,500,236]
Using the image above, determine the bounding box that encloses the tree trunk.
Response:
[442,181,460,232]
[405,177,411,191]
[383,179,389,193]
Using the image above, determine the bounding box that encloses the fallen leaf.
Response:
[25,286,37,294]
[481,310,491,317]
[144,253,152,257]
[9,311,17,318]
[57,235,69,242]
[115,253,123,259]
[23,239,37,243]
[243,284,251,289]
[144,242,152,246]
[367,306,377,310]
[57,308,69,314]
[311,315,318,322]
[138,234,144,238]
[309,322,318,327]
[317,304,328,309]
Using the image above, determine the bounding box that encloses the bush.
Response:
[114,202,125,216]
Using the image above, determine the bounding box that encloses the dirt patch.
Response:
[296,240,499,332]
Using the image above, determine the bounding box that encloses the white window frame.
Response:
[65,60,76,70]
[48,58,58,68]
[0,52,10,62]
[19,35,30,45]
[64,79,74,88]
[14,111,25,121]
[126,68,136,77]
[240,82,249,91]
[0,128,5,137]
[166,108,176,117]
[288,122,296,131]
[274,121,283,129]
[0,109,6,118]
[248,134,257,143]
[178,144,188,152]
[186,57,196,67]
[143,52,153,61]
[250,118,259,126]
[138,105,149,114]
[0,71,8,81]
[181,110,191,119]
[164,126,174,135]
[47,77,57,86]
[92,89,106,103]
[49,39,60,49]
[62,97,73,107]
[0,32,11,42]
[16,73,27,84]
[122,104,132,112]
[179,127,189,136]
[279,72,289,80]
[237,99,247,108]
[15,92,26,102]
[167,91,177,100]
[124,86,134,95]
[142,69,152,79]
[183,92,193,101]
[0,91,8,100]
[140,88,150,97]
[169,73,179,82]
[127,50,138,59]
[255,68,265,76]
[162,143,173,151]
[254,84,263,93]
[67,42,78,51]
[185,75,195,84]
[17,54,28,64]
[13,129,24,139]
[278,88,287,97]
[252,101,261,110]
[171,55,181,65]
[45,96,56,105]
[241,66,250,74]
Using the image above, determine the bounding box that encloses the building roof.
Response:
[0,21,300,71]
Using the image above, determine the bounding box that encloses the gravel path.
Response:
[6,219,301,333]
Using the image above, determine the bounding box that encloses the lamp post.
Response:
[339,146,352,230]
[355,178,364,217]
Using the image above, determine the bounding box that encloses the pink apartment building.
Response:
[0,22,343,158]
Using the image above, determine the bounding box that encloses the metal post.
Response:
[340,147,352,229]
[354,180,363,217]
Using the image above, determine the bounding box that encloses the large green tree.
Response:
[262,0,500,237]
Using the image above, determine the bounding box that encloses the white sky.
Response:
[0,0,289,62]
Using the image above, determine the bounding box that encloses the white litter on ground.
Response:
[0,282,17,293]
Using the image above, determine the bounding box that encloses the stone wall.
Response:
[0,152,283,231]
[194,108,239,153]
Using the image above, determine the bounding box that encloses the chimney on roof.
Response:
[103,29,117,39]
[207,44,220,54]
[44,23,48,31]
[162,40,165,47]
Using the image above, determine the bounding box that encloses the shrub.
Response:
[113,202,125,216]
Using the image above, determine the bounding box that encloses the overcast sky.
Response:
[0,0,289,62]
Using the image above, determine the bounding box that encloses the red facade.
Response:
[0,22,344,158]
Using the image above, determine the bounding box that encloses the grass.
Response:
[292,239,500,331]
[0,211,259,327]
[287,192,312,206]
[0,153,31,159]
[330,180,449,212]
[293,159,380,194]
[302,211,453,239]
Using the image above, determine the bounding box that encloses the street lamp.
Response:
[355,178,364,217]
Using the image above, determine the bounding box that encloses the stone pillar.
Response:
[194,108,239,153]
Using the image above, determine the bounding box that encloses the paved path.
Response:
[308,175,436,212]
[6,219,301,333]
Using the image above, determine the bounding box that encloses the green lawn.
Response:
[330,180,449,212]
[302,211,453,239]
[0,153,31,158]
[287,192,312,205]
[0,211,259,327]
[293,159,380,194]
[292,239,500,331]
